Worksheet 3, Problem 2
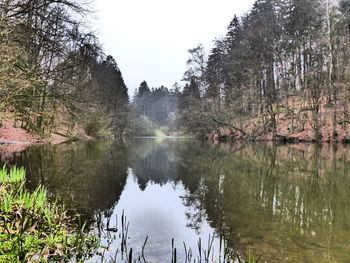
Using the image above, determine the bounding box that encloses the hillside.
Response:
[208,91,350,142]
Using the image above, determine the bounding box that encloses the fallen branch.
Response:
[211,117,246,135]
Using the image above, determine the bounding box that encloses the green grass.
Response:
[247,248,259,263]
[0,166,98,262]
[0,165,25,184]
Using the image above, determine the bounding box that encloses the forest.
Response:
[177,0,350,141]
[1,0,350,141]
[0,0,129,139]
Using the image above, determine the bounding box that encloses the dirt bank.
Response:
[0,121,70,145]
[208,94,350,143]
[0,120,91,161]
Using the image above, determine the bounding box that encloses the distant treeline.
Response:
[177,0,350,138]
[0,0,128,137]
[130,81,179,136]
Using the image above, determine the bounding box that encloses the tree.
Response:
[0,17,40,126]
[177,0,350,140]
[134,81,151,117]
[0,0,130,137]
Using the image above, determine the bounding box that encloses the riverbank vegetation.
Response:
[0,0,129,140]
[0,165,99,262]
[176,0,350,142]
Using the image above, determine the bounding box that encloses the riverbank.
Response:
[0,120,91,145]
[0,122,56,162]
[208,93,350,143]
[0,118,93,161]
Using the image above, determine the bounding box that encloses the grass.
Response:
[248,248,258,263]
[0,166,99,262]
[0,165,25,184]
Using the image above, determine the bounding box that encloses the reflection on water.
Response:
[10,141,129,217]
[2,139,350,262]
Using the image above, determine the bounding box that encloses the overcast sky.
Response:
[93,0,256,95]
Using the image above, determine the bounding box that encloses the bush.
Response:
[83,112,109,138]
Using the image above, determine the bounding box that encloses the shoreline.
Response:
[207,135,350,144]
[0,121,92,161]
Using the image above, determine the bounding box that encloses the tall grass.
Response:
[0,165,25,183]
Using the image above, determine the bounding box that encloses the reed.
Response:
[96,211,260,263]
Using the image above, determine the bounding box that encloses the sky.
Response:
[92,0,256,96]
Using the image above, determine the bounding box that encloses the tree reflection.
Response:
[175,142,350,262]
[3,139,350,262]
[127,138,179,189]
[1,140,129,218]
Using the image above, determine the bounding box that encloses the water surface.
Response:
[2,139,350,262]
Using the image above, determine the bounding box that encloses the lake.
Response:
[1,138,350,262]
